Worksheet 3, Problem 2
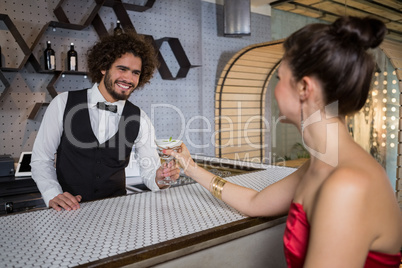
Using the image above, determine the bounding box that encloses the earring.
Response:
[300,102,304,131]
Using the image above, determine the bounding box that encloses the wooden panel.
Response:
[239,53,282,62]
[244,50,283,58]
[274,158,309,168]
[271,3,296,11]
[218,93,262,101]
[397,177,402,190]
[220,136,263,146]
[218,128,266,137]
[333,0,400,20]
[385,31,402,42]
[397,167,402,178]
[319,13,339,23]
[397,191,402,201]
[218,121,264,128]
[217,124,266,133]
[223,65,275,75]
[220,78,267,87]
[291,5,323,18]
[219,131,265,139]
[217,117,266,126]
[220,151,263,162]
[386,22,402,33]
[382,48,402,61]
[396,69,402,81]
[373,0,402,11]
[397,155,402,166]
[215,114,263,124]
[216,92,261,101]
[216,85,264,94]
[234,59,280,68]
[294,0,323,5]
[218,100,262,108]
[390,58,402,69]
[225,72,269,81]
[381,40,402,52]
[253,46,284,54]
[218,108,262,116]
[221,144,264,154]
[216,41,283,159]
[312,1,373,18]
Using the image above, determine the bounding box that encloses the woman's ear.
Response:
[299,76,315,101]
[101,69,106,75]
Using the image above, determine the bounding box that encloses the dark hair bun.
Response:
[331,16,387,49]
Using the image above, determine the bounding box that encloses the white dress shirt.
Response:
[31,84,161,207]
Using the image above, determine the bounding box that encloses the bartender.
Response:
[31,31,180,211]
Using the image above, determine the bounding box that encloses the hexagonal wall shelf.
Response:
[155,37,197,80]
[0,70,11,103]
[0,14,31,71]
[103,0,155,12]
[1,0,199,119]
[53,0,103,29]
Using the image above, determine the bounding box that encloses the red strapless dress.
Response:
[283,202,401,268]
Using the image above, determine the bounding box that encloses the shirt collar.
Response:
[88,83,126,115]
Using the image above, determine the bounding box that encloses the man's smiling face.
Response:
[99,52,142,102]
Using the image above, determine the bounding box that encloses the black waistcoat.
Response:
[56,89,140,202]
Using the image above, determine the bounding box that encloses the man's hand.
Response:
[156,160,180,187]
[49,192,82,211]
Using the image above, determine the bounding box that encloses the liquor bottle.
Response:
[114,20,123,36]
[67,43,78,71]
[44,41,56,70]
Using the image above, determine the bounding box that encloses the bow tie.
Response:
[96,102,118,113]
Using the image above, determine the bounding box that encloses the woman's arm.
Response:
[168,143,308,217]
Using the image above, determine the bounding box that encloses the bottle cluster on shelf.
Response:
[43,41,78,71]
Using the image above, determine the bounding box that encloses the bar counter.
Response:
[0,162,296,267]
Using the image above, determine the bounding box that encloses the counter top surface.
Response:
[0,166,295,268]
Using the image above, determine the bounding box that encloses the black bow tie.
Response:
[96,102,118,113]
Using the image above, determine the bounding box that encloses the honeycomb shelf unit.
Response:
[0,0,198,119]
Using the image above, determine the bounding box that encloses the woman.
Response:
[167,16,402,267]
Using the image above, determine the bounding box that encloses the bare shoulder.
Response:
[321,157,388,198]
[320,166,372,199]
[314,163,386,225]
[315,163,402,252]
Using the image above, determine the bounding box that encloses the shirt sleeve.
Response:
[30,92,68,207]
[134,109,162,191]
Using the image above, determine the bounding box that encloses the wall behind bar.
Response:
[0,0,271,159]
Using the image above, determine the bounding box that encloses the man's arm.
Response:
[134,110,163,191]
[31,92,81,210]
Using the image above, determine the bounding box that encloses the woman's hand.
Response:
[163,143,197,177]
[155,159,181,188]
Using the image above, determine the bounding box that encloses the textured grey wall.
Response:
[0,0,271,159]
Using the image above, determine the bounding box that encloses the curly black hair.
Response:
[86,31,158,89]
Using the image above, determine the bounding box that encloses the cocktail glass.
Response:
[155,139,183,185]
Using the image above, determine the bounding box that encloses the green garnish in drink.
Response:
[163,137,176,142]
